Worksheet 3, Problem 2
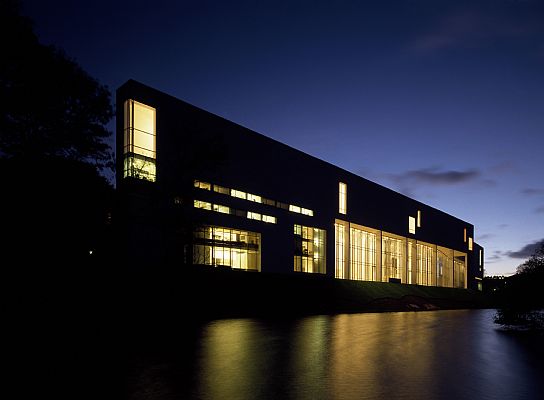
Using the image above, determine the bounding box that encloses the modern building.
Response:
[117,79,484,290]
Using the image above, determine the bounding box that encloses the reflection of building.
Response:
[117,80,484,290]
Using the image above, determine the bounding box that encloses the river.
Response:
[126,309,544,399]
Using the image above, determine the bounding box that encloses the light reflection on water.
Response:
[127,310,544,400]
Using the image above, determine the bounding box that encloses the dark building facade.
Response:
[117,79,484,290]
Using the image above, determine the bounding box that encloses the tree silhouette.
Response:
[0,0,113,169]
[0,1,114,267]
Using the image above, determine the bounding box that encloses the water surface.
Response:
[126,310,543,399]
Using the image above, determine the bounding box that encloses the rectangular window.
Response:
[213,204,230,214]
[194,200,212,210]
[294,224,326,274]
[193,226,261,271]
[262,215,276,224]
[416,241,435,286]
[231,189,247,200]
[454,251,467,289]
[301,208,314,216]
[194,180,212,190]
[382,233,406,283]
[350,225,377,281]
[468,237,473,251]
[335,222,347,278]
[437,246,454,288]
[464,228,467,243]
[417,210,421,227]
[123,100,156,181]
[247,193,262,203]
[262,198,276,206]
[213,185,230,195]
[247,211,262,221]
[479,249,483,266]
[339,182,347,214]
[409,216,416,234]
[289,204,301,213]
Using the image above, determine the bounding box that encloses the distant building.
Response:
[117,80,484,290]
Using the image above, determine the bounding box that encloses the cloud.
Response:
[521,188,544,196]
[478,233,495,241]
[390,167,480,186]
[485,250,504,263]
[505,239,544,259]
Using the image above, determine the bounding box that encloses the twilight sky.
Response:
[22,0,544,276]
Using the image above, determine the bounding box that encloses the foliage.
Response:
[0,0,114,170]
[494,243,544,329]
[515,242,544,276]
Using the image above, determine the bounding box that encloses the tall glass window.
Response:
[350,226,377,281]
[417,242,435,286]
[339,182,347,214]
[335,222,347,278]
[382,233,405,282]
[123,99,156,181]
[193,226,261,271]
[437,246,454,288]
[454,251,467,288]
[294,225,326,274]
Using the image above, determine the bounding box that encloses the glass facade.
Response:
[334,219,467,288]
[294,225,326,274]
[382,233,405,282]
[349,225,377,281]
[193,226,261,271]
[123,100,156,181]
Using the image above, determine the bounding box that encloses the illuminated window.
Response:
[194,180,211,190]
[289,205,301,213]
[339,182,347,214]
[294,225,326,274]
[193,226,261,271]
[194,200,212,210]
[409,216,416,234]
[416,241,434,286]
[301,208,314,216]
[213,185,230,195]
[213,204,230,214]
[417,210,421,227]
[437,246,454,288]
[335,222,347,278]
[247,211,261,221]
[382,233,406,283]
[479,249,482,266]
[454,251,467,288]
[262,215,276,224]
[247,193,262,203]
[231,189,247,199]
[123,99,156,181]
[464,228,467,243]
[468,237,473,251]
[349,225,377,281]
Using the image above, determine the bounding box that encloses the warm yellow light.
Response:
[468,237,473,251]
[339,182,347,214]
[231,189,246,199]
[409,216,416,234]
[247,193,262,203]
[464,228,467,242]
[194,200,212,210]
[247,211,262,221]
[417,210,421,227]
[194,180,211,190]
[289,204,301,213]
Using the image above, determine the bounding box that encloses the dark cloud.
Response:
[478,233,495,241]
[521,188,544,196]
[390,167,480,186]
[506,239,544,259]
